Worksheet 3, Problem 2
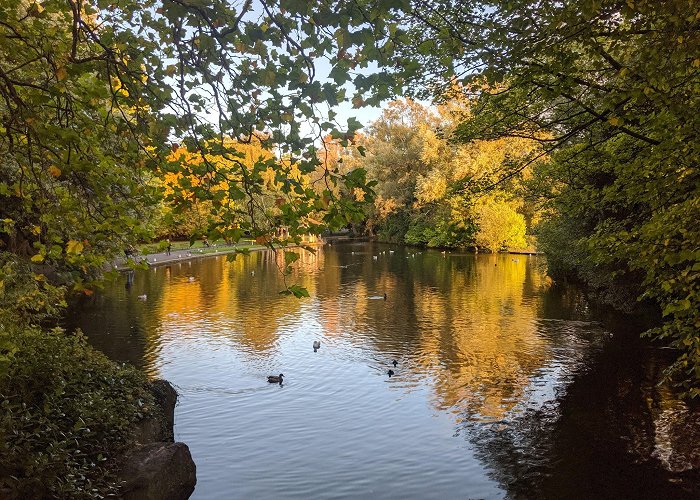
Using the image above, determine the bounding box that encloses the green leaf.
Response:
[284,251,300,265]
[286,284,310,298]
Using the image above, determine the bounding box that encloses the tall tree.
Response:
[391,0,700,392]
[0,0,401,305]
[354,98,538,249]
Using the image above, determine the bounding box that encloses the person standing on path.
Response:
[166,239,172,255]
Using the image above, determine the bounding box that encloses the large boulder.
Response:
[133,379,178,443]
[151,379,178,440]
[118,379,196,498]
[119,442,196,500]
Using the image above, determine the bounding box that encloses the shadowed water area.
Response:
[68,242,699,499]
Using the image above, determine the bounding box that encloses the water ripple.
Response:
[66,243,696,499]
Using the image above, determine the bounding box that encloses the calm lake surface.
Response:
[69,242,699,499]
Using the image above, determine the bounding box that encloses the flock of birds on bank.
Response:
[267,342,399,384]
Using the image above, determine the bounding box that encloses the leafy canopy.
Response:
[390,0,700,393]
[0,0,408,302]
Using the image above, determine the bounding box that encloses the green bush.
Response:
[405,217,476,248]
[376,210,411,243]
[0,325,156,498]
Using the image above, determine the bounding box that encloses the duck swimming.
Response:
[387,369,395,377]
[392,360,398,367]
[267,374,284,383]
[313,341,321,352]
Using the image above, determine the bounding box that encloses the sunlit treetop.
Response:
[0,0,409,298]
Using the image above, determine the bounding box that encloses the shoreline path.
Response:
[111,242,269,271]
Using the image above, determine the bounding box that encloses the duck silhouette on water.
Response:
[387,369,395,377]
[313,340,321,352]
[267,374,284,384]
[392,360,398,367]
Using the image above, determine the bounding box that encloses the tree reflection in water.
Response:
[67,243,698,498]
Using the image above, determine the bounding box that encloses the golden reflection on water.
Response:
[70,244,698,499]
[148,246,556,423]
[411,257,549,420]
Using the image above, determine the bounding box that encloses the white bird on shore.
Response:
[188,276,195,282]
[137,294,147,301]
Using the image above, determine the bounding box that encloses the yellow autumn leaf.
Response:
[66,240,84,254]
[692,59,700,68]
[27,1,44,16]
[31,225,41,235]
[55,66,67,81]
[31,254,44,263]
[111,76,122,91]
[48,165,61,177]
[608,117,622,127]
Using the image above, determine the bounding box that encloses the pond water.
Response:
[68,242,699,499]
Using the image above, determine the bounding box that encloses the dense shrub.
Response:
[404,214,476,248]
[0,325,156,498]
[375,210,411,243]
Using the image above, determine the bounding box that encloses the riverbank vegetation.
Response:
[339,97,541,252]
[0,322,157,497]
[0,0,697,494]
[0,0,386,493]
[384,0,698,395]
